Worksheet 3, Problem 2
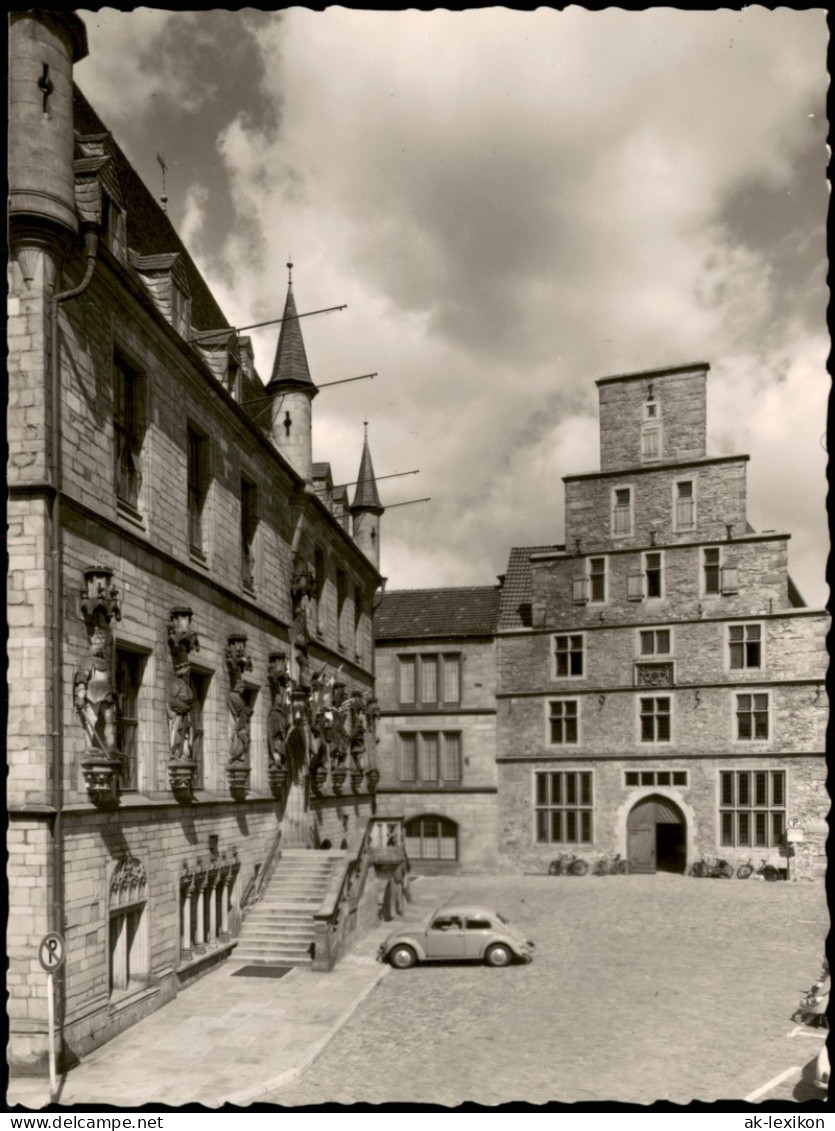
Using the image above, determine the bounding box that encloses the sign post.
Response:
[38,931,65,1100]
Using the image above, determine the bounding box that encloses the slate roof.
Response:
[375,587,500,640]
[497,545,563,630]
[73,86,229,334]
[351,436,383,512]
[267,283,315,391]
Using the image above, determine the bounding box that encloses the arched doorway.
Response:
[626,794,686,874]
[404,814,459,872]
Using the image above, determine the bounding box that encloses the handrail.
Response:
[241,826,283,914]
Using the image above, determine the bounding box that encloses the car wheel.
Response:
[484,943,513,968]
[389,944,417,969]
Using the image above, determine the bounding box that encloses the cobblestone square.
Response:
[270,872,828,1107]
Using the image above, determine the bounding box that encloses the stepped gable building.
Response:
[8,10,392,1074]
[374,587,501,872]
[496,362,827,878]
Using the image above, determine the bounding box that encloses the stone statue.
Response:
[167,610,199,762]
[74,624,118,755]
[227,676,252,764]
[267,652,291,769]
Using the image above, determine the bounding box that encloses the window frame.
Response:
[398,731,463,786]
[547,699,580,746]
[336,567,348,650]
[623,769,689,789]
[638,694,673,745]
[553,633,585,680]
[404,814,459,862]
[611,485,634,537]
[397,652,462,708]
[733,690,770,743]
[674,478,697,532]
[113,351,146,516]
[641,400,662,463]
[186,423,211,558]
[643,550,664,600]
[718,768,786,849]
[240,477,259,593]
[588,556,608,604]
[637,627,673,657]
[727,622,764,672]
[702,546,722,596]
[189,666,212,791]
[533,769,594,846]
[114,644,148,792]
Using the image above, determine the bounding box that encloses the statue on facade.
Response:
[167,608,199,763]
[74,624,119,755]
[267,651,291,770]
[350,691,368,768]
[290,556,315,644]
[225,635,253,766]
[330,681,351,768]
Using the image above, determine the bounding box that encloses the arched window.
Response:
[405,815,458,861]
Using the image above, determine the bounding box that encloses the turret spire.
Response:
[266,270,316,394]
[351,424,383,513]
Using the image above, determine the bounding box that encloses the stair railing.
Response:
[312,816,407,972]
[240,827,283,917]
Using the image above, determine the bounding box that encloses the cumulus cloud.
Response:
[78,8,829,606]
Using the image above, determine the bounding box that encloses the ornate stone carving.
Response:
[75,567,122,805]
[110,855,147,908]
[267,651,291,796]
[290,556,315,643]
[634,661,675,688]
[225,635,253,799]
[167,607,199,801]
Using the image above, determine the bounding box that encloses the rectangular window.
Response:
[442,732,462,782]
[314,548,326,633]
[736,693,769,741]
[639,629,671,656]
[187,426,209,553]
[399,732,462,785]
[640,696,671,743]
[398,654,461,706]
[421,656,438,704]
[623,769,688,789]
[353,585,363,657]
[421,733,439,782]
[171,283,189,338]
[115,648,145,790]
[589,557,606,603]
[729,624,762,669]
[336,569,347,648]
[675,481,695,529]
[612,487,632,536]
[719,770,785,848]
[190,670,210,791]
[642,426,661,461]
[549,700,578,745]
[240,479,258,591]
[534,771,594,844]
[554,634,584,678]
[703,547,721,595]
[399,733,417,782]
[644,552,663,599]
[114,354,144,512]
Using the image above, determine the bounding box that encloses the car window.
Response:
[496,912,509,924]
[430,916,462,931]
[465,918,493,930]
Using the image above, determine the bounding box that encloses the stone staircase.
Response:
[234,849,346,967]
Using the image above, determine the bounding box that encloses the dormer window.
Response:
[171,283,189,339]
[101,191,125,258]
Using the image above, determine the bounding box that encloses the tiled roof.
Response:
[497,545,563,630]
[375,587,500,639]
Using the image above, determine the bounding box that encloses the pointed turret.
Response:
[350,425,384,569]
[266,263,317,482]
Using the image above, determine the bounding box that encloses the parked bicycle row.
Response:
[545,854,788,879]
[689,857,787,880]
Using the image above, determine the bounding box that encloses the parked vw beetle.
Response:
[377,904,535,969]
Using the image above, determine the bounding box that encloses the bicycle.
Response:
[690,857,733,878]
[736,857,782,882]
[548,853,589,876]
[593,853,630,875]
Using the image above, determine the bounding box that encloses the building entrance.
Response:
[626,794,686,874]
[283,728,310,847]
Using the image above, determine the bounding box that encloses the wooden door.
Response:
[627,797,658,873]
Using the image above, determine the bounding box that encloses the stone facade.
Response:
[374,589,500,873]
[497,362,827,880]
[8,11,385,1074]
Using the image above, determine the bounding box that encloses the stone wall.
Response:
[598,366,707,471]
[497,754,826,880]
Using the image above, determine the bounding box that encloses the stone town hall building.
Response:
[376,363,827,880]
[8,11,392,1074]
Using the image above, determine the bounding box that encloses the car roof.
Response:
[430,905,504,918]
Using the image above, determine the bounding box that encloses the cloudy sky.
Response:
[76,7,829,606]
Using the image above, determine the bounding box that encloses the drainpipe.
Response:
[49,227,99,1049]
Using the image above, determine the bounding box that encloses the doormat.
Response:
[232,965,293,979]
